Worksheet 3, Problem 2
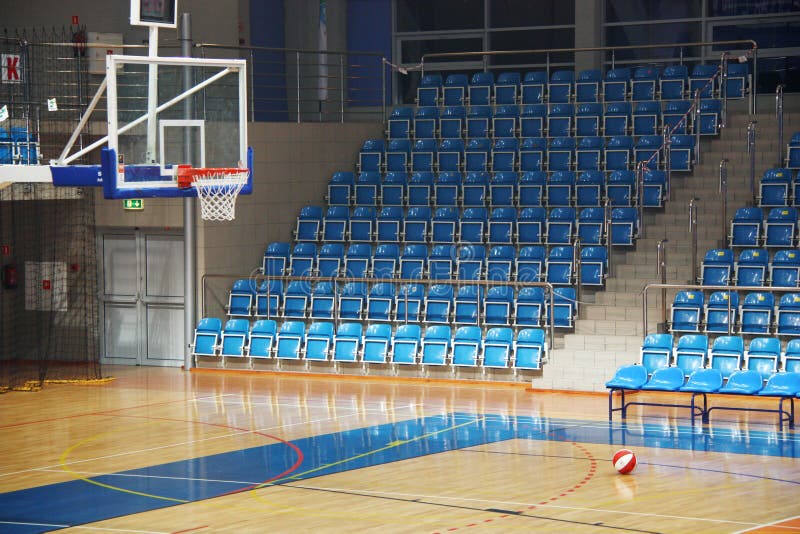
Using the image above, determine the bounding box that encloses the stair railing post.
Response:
[719,159,728,247]
[664,129,672,197]
[574,239,582,306]
[692,199,699,279]
[693,88,701,166]
[776,83,785,167]
[747,119,757,206]
[720,52,728,129]
[604,197,612,274]
[657,239,668,332]
[637,160,646,239]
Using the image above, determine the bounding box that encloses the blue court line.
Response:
[1,414,798,533]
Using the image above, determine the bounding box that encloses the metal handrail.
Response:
[201,273,558,350]
[776,84,785,167]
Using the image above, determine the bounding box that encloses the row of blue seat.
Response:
[331,170,667,209]
[414,65,747,108]
[699,248,800,287]
[193,318,547,370]
[386,100,721,141]
[291,206,639,247]
[0,127,40,165]
[227,277,578,327]
[730,207,800,249]
[787,132,800,169]
[756,168,800,208]
[671,290,800,335]
[358,135,695,176]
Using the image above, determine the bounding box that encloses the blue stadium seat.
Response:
[546,207,576,245]
[284,280,312,318]
[577,207,605,245]
[411,138,438,173]
[549,287,577,328]
[192,317,222,360]
[576,136,604,171]
[517,207,547,246]
[642,170,666,207]
[417,73,442,107]
[484,285,514,325]
[662,100,692,135]
[521,71,548,104]
[339,281,368,320]
[689,64,718,99]
[515,328,545,369]
[310,281,336,320]
[631,66,659,101]
[452,325,483,366]
[640,367,685,391]
[609,207,638,245]
[381,172,407,207]
[487,245,516,281]
[488,207,517,245]
[545,245,575,285]
[466,106,492,138]
[603,102,630,137]
[228,279,256,317]
[251,252,282,293]
[349,206,376,243]
[495,71,521,105]
[777,293,800,336]
[576,69,602,103]
[482,327,514,368]
[519,137,546,172]
[367,282,396,322]
[746,337,780,380]
[395,283,425,323]
[771,249,800,287]
[440,106,466,139]
[734,248,768,286]
[639,333,673,375]
[704,291,739,334]
[256,280,283,318]
[679,368,723,394]
[758,371,800,399]
[333,323,363,362]
[465,138,492,173]
[248,319,277,360]
[443,73,469,106]
[492,105,519,139]
[344,243,372,278]
[605,136,634,172]
[373,244,400,279]
[386,139,411,172]
[709,335,744,378]
[276,321,306,359]
[322,206,349,242]
[764,207,798,247]
[730,207,763,247]
[633,101,661,136]
[740,292,775,335]
[289,243,316,277]
[674,334,708,377]
[387,107,414,139]
[425,284,454,324]
[671,290,704,333]
[517,245,546,283]
[520,105,546,138]
[575,171,605,208]
[518,169,545,205]
[469,71,494,107]
[429,244,456,280]
[358,139,385,173]
[408,171,434,207]
[660,64,688,100]
[421,325,452,365]
[414,106,439,140]
[454,286,484,325]
[634,135,662,170]
[759,168,792,207]
[669,134,695,171]
[724,62,749,99]
[547,103,574,137]
[784,339,800,373]
[392,324,421,365]
[437,139,465,173]
[575,102,603,137]
[548,70,575,104]
[432,206,459,243]
[491,138,518,172]
[580,246,608,286]
[699,99,722,135]
[327,171,354,207]
[435,171,462,207]
[603,67,631,103]
[377,206,403,243]
[515,286,545,326]
[400,244,428,280]
[547,137,575,172]
[607,364,648,391]
[787,132,800,169]
[363,323,393,364]
[404,206,432,243]
[457,244,486,280]
[305,322,335,361]
[295,205,323,242]
[700,248,734,286]
[460,207,488,243]
[489,172,517,207]
[317,243,344,278]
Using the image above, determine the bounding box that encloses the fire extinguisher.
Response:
[2,264,18,289]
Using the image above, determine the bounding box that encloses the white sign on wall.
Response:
[2,54,22,83]
[25,262,68,311]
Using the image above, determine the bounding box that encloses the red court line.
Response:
[171,526,209,534]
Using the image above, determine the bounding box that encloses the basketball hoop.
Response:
[177,166,249,221]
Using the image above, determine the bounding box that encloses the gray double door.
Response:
[99,230,185,366]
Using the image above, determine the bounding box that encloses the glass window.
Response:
[490,0,574,27]
[489,29,575,66]
[709,0,800,17]
[606,22,702,61]
[713,22,800,49]
[606,0,701,23]
[396,0,484,32]
[401,38,484,64]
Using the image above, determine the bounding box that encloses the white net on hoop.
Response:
[193,170,249,221]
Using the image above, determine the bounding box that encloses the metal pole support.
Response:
[747,120,757,206]
[719,159,728,247]
[689,198,699,284]
[776,84,785,167]
[657,239,668,332]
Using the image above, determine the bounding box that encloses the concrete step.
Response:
[563,332,644,351]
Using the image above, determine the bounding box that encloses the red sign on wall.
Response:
[2,54,22,84]
[1,245,9,256]
[42,280,51,290]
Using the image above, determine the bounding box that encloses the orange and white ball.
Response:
[613,449,637,474]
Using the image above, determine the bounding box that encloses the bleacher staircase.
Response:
[537,107,800,391]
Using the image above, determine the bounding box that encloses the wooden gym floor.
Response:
[1,366,799,533]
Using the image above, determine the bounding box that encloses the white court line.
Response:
[733,514,800,533]
[0,521,168,534]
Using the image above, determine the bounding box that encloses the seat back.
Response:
[710,335,745,378]
[640,333,673,374]
[674,334,708,377]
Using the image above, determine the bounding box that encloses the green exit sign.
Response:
[123,199,144,210]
